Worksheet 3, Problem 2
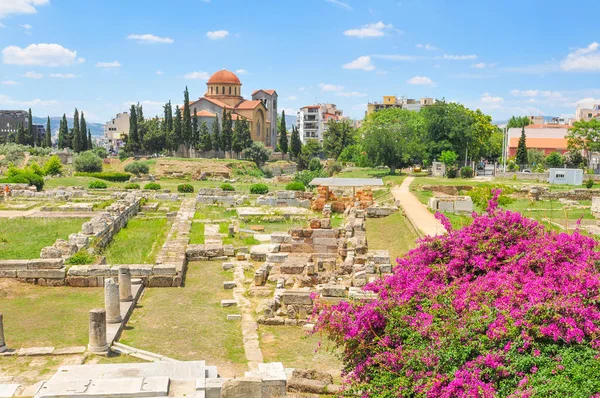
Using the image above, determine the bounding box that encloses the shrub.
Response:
[74,172,130,182]
[44,155,63,176]
[286,181,305,191]
[294,169,328,187]
[220,183,235,192]
[243,142,271,166]
[249,183,269,195]
[73,151,102,173]
[88,180,108,189]
[66,251,95,265]
[586,178,594,189]
[327,161,343,176]
[124,161,150,176]
[93,147,108,159]
[460,166,474,178]
[177,183,194,193]
[27,161,45,177]
[0,170,44,191]
[124,183,140,190]
[308,157,323,171]
[144,182,161,190]
[315,193,600,396]
[118,150,132,161]
[467,184,514,208]
[445,166,458,178]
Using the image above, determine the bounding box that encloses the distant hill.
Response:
[33,116,104,137]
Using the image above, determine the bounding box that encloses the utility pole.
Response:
[503,127,508,172]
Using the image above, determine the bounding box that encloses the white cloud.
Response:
[0,0,49,19]
[127,33,174,44]
[50,73,76,78]
[510,89,539,97]
[1,80,19,85]
[95,61,121,68]
[416,43,438,50]
[298,87,305,92]
[3,43,84,67]
[325,0,352,10]
[481,92,504,103]
[510,89,564,99]
[343,21,398,38]
[337,91,367,97]
[343,55,375,71]
[123,100,164,116]
[184,71,210,80]
[561,42,600,71]
[23,70,42,79]
[287,95,297,101]
[0,94,57,107]
[319,83,344,92]
[156,70,163,75]
[572,97,600,108]
[406,76,436,86]
[236,69,248,75]
[472,62,496,69]
[206,30,229,40]
[20,23,32,32]
[443,54,477,60]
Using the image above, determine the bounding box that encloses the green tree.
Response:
[567,119,600,167]
[192,107,199,150]
[125,104,139,153]
[80,112,88,150]
[199,121,211,153]
[440,150,458,166]
[221,111,233,156]
[516,126,528,165]
[211,119,221,155]
[142,118,165,154]
[242,117,253,150]
[298,139,323,170]
[243,142,270,166]
[87,130,92,150]
[163,101,173,133]
[27,108,35,146]
[58,114,69,149]
[527,148,545,167]
[507,115,531,129]
[16,122,26,145]
[323,119,355,159]
[278,110,288,159]
[72,108,82,152]
[182,86,192,147]
[172,106,182,152]
[362,108,426,174]
[232,118,245,157]
[44,116,52,148]
[290,125,302,159]
[545,152,564,168]
[136,102,144,124]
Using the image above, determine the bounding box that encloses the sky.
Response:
[1,0,599,124]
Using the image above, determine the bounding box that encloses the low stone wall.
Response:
[186,243,236,261]
[366,205,398,218]
[11,187,87,199]
[428,196,474,213]
[0,258,65,286]
[256,190,312,208]
[196,188,247,206]
[66,263,180,287]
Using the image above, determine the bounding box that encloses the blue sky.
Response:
[1,0,599,124]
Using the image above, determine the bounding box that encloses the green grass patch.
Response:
[0,218,86,259]
[194,206,238,220]
[190,222,205,244]
[102,218,169,264]
[120,261,246,377]
[365,211,420,261]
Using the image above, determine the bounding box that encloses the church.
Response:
[189,69,278,148]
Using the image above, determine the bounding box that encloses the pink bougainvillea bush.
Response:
[314,193,600,397]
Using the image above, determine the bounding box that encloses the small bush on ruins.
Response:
[124,161,150,176]
[66,250,95,265]
[446,166,458,178]
[460,165,474,178]
[315,191,600,396]
[88,180,108,189]
[44,155,63,176]
[124,183,140,190]
[73,150,103,173]
[285,181,305,191]
[75,172,130,182]
[220,183,235,192]
[177,183,194,193]
[93,147,108,159]
[308,157,323,171]
[243,142,270,166]
[327,161,343,176]
[586,178,594,189]
[249,183,269,194]
[27,161,45,177]
[2,164,45,191]
[294,169,328,187]
[144,182,161,190]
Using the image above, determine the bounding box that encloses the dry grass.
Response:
[365,211,419,261]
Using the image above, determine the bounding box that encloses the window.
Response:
[222,86,225,94]
[229,86,232,95]
[211,87,213,94]
[556,173,565,179]
[235,87,237,95]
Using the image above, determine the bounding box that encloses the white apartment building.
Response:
[104,112,129,150]
[296,103,343,143]
[576,104,600,122]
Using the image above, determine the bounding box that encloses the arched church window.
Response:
[210,87,213,95]
[222,86,225,95]
[229,86,232,95]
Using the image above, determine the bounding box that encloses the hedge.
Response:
[177,183,194,193]
[285,181,305,191]
[124,183,140,190]
[144,182,161,190]
[220,183,235,192]
[250,183,269,195]
[75,172,131,182]
[88,181,108,189]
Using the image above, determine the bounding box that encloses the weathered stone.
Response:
[280,263,305,274]
[223,281,237,290]
[221,300,238,307]
[27,258,64,270]
[16,268,66,279]
[118,266,133,302]
[222,262,235,271]
[104,278,122,324]
[16,347,54,356]
[321,285,347,298]
[0,260,28,270]
[221,377,262,398]
[88,308,109,353]
[270,233,291,244]
[0,314,6,353]
[281,291,313,306]
[227,314,242,321]
[148,275,174,287]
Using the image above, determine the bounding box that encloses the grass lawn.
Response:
[190,222,205,244]
[194,206,238,221]
[119,261,246,377]
[0,218,87,259]
[336,167,407,186]
[0,279,103,348]
[366,211,420,261]
[102,218,169,264]
[260,325,343,383]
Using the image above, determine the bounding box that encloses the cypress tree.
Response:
[290,125,302,159]
[232,118,245,157]
[199,121,211,154]
[182,86,192,147]
[88,130,92,149]
[516,126,528,166]
[126,104,139,153]
[163,101,173,133]
[16,122,26,145]
[58,114,68,149]
[27,108,34,146]
[242,118,253,150]
[80,112,87,150]
[136,102,144,123]
[212,118,221,156]
[173,106,182,151]
[72,108,81,152]
[192,107,199,151]
[44,116,52,148]
[278,110,288,159]
[221,110,233,157]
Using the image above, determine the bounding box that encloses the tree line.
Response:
[5,108,53,148]
[57,108,94,152]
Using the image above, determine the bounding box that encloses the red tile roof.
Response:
[527,124,572,129]
[235,100,263,110]
[194,110,217,117]
[252,89,276,96]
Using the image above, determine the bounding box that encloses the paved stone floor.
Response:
[391,177,446,237]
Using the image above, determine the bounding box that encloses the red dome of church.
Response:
[207,69,241,85]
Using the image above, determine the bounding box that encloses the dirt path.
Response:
[391,177,446,237]
[0,209,93,218]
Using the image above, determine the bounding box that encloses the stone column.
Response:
[118,266,133,302]
[104,278,122,324]
[88,308,108,353]
[0,313,7,353]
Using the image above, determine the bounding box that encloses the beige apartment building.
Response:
[576,103,600,122]
[366,96,434,115]
[104,112,129,150]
